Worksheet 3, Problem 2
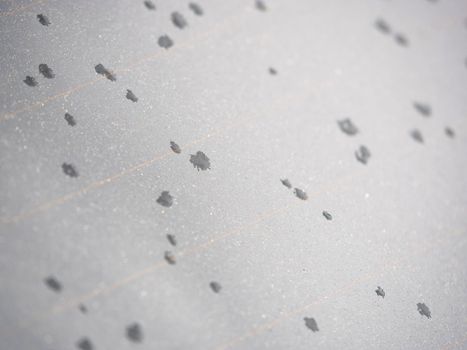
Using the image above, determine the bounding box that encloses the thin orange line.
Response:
[0,0,44,17]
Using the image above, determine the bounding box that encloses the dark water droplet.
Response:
[167,234,177,246]
[445,127,455,138]
[210,281,222,293]
[158,35,174,49]
[410,129,424,143]
[355,145,371,165]
[95,64,116,82]
[144,1,155,10]
[171,12,188,29]
[189,2,203,16]
[62,163,79,177]
[37,14,50,26]
[39,64,55,79]
[126,323,144,343]
[190,151,211,171]
[44,276,62,292]
[164,251,176,265]
[157,191,173,207]
[126,89,138,102]
[77,337,93,350]
[375,286,385,298]
[417,303,431,318]
[281,179,292,189]
[322,211,332,220]
[294,188,308,200]
[255,0,267,11]
[268,67,277,75]
[24,76,38,87]
[170,141,181,154]
[78,304,88,314]
[304,317,319,332]
[65,113,76,126]
[394,33,409,47]
[375,18,391,34]
[413,102,431,117]
[338,118,359,136]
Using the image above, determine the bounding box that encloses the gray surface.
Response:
[1,0,467,349]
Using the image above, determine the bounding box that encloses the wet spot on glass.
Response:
[413,102,431,117]
[375,286,385,298]
[44,276,62,292]
[417,303,431,318]
[189,2,204,16]
[39,64,55,79]
[269,67,277,75]
[157,191,173,207]
[304,317,319,332]
[78,304,88,314]
[190,151,211,171]
[167,234,177,246]
[171,12,188,29]
[164,251,176,265]
[445,127,455,138]
[210,281,222,293]
[394,33,409,47]
[375,18,391,34]
[95,64,116,82]
[126,89,138,102]
[410,129,424,143]
[355,145,371,165]
[37,14,50,26]
[65,113,76,126]
[170,141,182,154]
[158,35,174,49]
[62,163,79,178]
[294,188,308,200]
[338,118,359,136]
[24,76,38,87]
[144,1,155,10]
[77,337,93,350]
[322,211,332,220]
[281,179,292,189]
[255,0,267,11]
[126,323,144,343]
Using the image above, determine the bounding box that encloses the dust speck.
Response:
[144,1,155,10]
[375,286,385,298]
[170,141,181,154]
[294,188,308,200]
[37,14,50,26]
[417,303,431,318]
[190,151,211,171]
[281,179,292,189]
[172,12,188,29]
[158,35,174,49]
[304,317,319,332]
[445,127,455,138]
[413,102,431,117]
[39,64,55,79]
[355,145,371,165]
[322,211,332,220]
[167,234,177,246]
[210,281,222,293]
[44,276,62,292]
[62,163,79,178]
[126,323,144,343]
[77,337,93,350]
[126,89,138,102]
[95,64,116,82]
[189,2,204,16]
[157,191,173,207]
[255,0,267,11]
[338,118,359,136]
[65,113,76,126]
[24,76,38,87]
[164,251,176,265]
[410,129,424,143]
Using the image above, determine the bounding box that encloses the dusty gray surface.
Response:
[1,0,467,349]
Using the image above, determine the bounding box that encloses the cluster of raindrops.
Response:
[374,18,410,47]
[23,64,55,87]
[281,178,308,201]
[337,118,372,165]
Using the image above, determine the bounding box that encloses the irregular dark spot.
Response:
[24,76,38,87]
[394,33,409,47]
[338,118,359,136]
[322,211,332,220]
[158,35,174,49]
[77,337,93,350]
[413,102,431,117]
[189,2,203,16]
[355,145,371,165]
[281,179,292,189]
[39,64,55,79]
[157,191,173,207]
[255,0,267,11]
[44,276,62,293]
[65,113,76,126]
[126,89,138,102]
[37,14,50,26]
[144,1,155,10]
[410,129,424,143]
[78,304,88,314]
[268,67,277,75]
[62,163,79,177]
[210,281,222,293]
[294,188,308,200]
[95,64,116,82]
[417,303,431,318]
[375,286,385,298]
[190,151,211,171]
[171,12,188,29]
[445,127,455,138]
[167,234,177,246]
[170,141,181,154]
[304,317,319,332]
[126,323,144,343]
[164,251,176,265]
[375,18,391,34]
